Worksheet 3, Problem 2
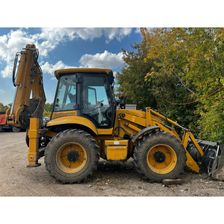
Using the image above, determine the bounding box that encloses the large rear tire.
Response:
[134,132,186,182]
[45,129,99,183]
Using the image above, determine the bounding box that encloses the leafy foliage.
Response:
[118,28,224,141]
[117,43,157,109]
[44,103,53,117]
[0,102,9,113]
[0,101,52,118]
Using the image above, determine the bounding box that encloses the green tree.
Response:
[0,102,8,113]
[118,28,224,141]
[43,103,53,117]
[117,43,157,109]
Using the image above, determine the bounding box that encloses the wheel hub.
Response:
[153,151,166,163]
[56,142,87,174]
[147,144,177,174]
[67,151,80,162]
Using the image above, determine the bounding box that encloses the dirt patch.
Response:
[0,132,224,196]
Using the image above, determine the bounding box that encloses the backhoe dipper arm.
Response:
[8,44,46,129]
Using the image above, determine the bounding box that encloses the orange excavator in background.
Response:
[0,108,21,132]
[0,111,9,132]
[6,44,224,183]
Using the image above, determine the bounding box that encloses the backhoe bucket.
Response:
[198,140,224,179]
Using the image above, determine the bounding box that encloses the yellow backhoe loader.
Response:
[7,44,224,183]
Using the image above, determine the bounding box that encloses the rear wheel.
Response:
[45,129,99,183]
[134,132,186,182]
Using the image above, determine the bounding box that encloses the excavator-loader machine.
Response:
[8,44,224,183]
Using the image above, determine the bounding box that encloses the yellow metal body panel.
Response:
[188,132,204,156]
[47,115,98,134]
[55,68,112,79]
[47,115,113,136]
[185,151,200,173]
[98,128,113,135]
[51,110,78,119]
[114,109,147,138]
[182,131,202,173]
[27,118,40,167]
[117,109,146,118]
[105,140,128,160]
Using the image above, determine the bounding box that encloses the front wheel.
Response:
[134,132,186,182]
[45,129,99,183]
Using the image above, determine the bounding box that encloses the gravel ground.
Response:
[0,132,224,196]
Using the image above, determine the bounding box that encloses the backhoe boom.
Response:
[8,44,46,129]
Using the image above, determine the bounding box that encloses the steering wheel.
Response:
[104,106,113,121]
[86,100,104,114]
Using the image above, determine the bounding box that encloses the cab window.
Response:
[82,75,112,127]
[54,75,77,111]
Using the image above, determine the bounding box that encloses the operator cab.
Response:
[52,68,116,128]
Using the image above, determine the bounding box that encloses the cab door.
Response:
[80,74,115,128]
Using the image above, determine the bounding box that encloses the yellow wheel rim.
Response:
[56,142,87,174]
[147,144,177,174]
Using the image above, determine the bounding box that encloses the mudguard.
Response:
[131,125,160,143]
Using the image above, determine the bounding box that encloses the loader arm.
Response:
[144,107,223,175]
[7,44,46,129]
[116,107,223,176]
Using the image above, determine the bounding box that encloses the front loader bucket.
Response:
[198,140,224,178]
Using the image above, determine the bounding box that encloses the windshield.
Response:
[54,75,77,111]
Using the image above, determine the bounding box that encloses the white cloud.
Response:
[1,65,12,78]
[37,28,132,43]
[41,50,125,77]
[0,29,39,77]
[104,28,132,41]
[79,50,125,70]
[0,30,34,61]
[135,28,141,33]
[41,61,72,75]
[0,28,132,78]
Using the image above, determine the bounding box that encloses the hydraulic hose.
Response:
[12,52,20,87]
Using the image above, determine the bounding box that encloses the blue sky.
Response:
[0,28,142,105]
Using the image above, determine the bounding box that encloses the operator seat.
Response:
[64,93,76,110]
